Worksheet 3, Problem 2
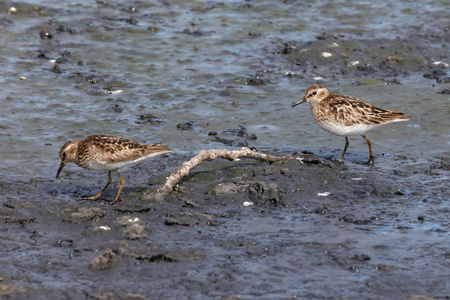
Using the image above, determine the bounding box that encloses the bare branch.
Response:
[145,147,291,202]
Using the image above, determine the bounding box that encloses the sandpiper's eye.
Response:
[312,91,317,95]
[62,152,67,159]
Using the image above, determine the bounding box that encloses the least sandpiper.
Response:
[56,135,173,203]
[292,85,409,166]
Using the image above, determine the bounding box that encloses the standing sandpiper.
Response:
[56,135,173,203]
[292,85,409,166]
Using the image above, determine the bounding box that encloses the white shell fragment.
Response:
[98,226,111,231]
[243,201,254,206]
[350,61,360,66]
[321,52,332,57]
[128,217,140,223]
[105,89,123,94]
[432,61,449,67]
[317,192,331,196]
[295,156,304,164]
[352,178,362,181]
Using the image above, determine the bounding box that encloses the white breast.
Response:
[318,121,374,136]
[86,152,165,171]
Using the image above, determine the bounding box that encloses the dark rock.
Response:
[52,64,62,74]
[438,88,450,94]
[89,248,116,270]
[352,254,371,261]
[127,16,138,25]
[135,254,177,263]
[437,77,450,83]
[430,161,450,170]
[56,25,77,34]
[316,32,339,40]
[84,75,98,84]
[432,69,447,76]
[164,216,199,227]
[39,30,53,39]
[37,51,50,59]
[180,29,214,36]
[313,206,331,214]
[55,57,69,64]
[214,136,248,147]
[356,65,374,72]
[246,77,266,85]
[177,121,196,131]
[384,78,401,85]
[248,181,282,206]
[136,114,166,125]
[223,126,248,137]
[280,43,295,54]
[423,73,438,80]
[247,133,257,140]
[111,104,123,113]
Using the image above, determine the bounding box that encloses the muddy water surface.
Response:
[0,0,449,299]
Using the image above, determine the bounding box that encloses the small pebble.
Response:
[317,192,331,196]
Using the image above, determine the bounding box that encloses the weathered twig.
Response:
[145,147,291,202]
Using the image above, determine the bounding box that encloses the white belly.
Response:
[318,121,374,136]
[86,152,165,171]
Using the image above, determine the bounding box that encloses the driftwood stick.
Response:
[146,147,291,202]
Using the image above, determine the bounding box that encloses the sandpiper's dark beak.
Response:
[56,161,66,179]
[291,97,306,108]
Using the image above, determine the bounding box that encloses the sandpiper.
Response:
[56,135,173,203]
[292,85,409,166]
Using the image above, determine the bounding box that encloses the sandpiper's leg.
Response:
[361,135,374,166]
[338,137,349,164]
[113,171,125,204]
[86,171,112,200]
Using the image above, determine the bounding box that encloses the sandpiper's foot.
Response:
[356,156,374,167]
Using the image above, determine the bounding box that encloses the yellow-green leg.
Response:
[362,135,374,166]
[113,171,125,204]
[338,137,349,164]
[86,171,112,200]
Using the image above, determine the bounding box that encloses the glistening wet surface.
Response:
[0,0,449,299]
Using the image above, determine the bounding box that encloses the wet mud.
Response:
[1,150,449,299]
[1,0,449,299]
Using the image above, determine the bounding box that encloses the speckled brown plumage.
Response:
[292,85,409,166]
[56,135,173,203]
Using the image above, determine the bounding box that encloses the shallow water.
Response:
[1,0,449,178]
[0,0,449,298]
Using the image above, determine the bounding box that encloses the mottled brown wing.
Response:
[82,135,171,164]
[327,96,408,126]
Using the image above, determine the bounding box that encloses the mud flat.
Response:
[1,149,448,299]
[0,0,449,299]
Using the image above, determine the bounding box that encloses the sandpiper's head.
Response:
[56,140,80,178]
[292,85,330,107]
